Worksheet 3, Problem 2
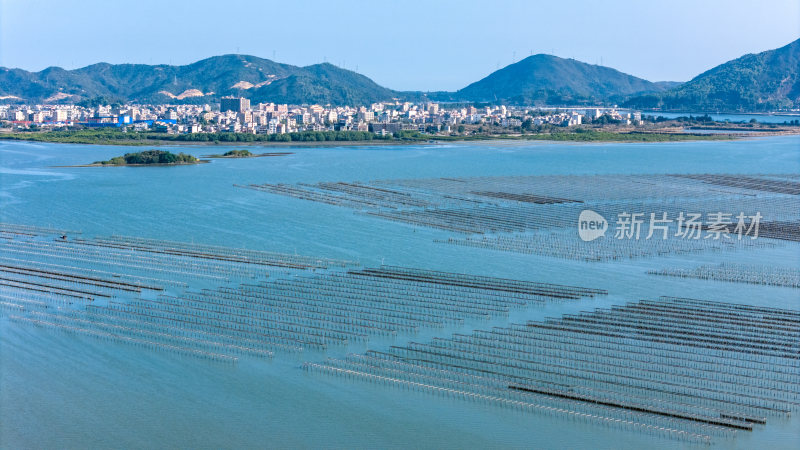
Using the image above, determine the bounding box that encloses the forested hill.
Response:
[448,54,669,105]
[625,39,800,112]
[3,40,798,111]
[0,55,396,106]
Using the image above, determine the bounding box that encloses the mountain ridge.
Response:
[450,54,670,105]
[0,55,396,106]
[624,38,800,112]
[2,39,798,110]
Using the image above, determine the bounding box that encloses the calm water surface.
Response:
[1,136,799,448]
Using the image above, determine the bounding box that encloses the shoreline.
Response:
[0,137,424,147]
[202,152,294,158]
[54,160,211,168]
[641,109,800,117]
[0,131,757,148]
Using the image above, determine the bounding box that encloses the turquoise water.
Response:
[1,137,799,448]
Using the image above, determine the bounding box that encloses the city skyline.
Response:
[1,0,798,91]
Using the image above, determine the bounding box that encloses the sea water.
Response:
[1,136,798,448]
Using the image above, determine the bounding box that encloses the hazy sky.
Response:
[1,0,798,91]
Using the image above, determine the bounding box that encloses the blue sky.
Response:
[1,0,798,91]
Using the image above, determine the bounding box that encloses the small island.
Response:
[221,149,253,157]
[90,150,204,166]
[203,149,294,158]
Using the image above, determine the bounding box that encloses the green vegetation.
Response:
[222,149,253,157]
[0,129,155,145]
[0,127,737,148]
[2,39,797,109]
[0,129,392,145]
[205,149,297,158]
[522,130,732,142]
[0,55,394,106]
[1,53,666,106]
[625,38,799,112]
[428,130,732,143]
[262,63,395,106]
[450,54,669,105]
[94,150,198,165]
[175,130,387,143]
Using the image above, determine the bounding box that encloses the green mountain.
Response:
[249,63,396,105]
[3,42,796,110]
[0,53,675,107]
[0,55,395,106]
[449,54,669,105]
[625,39,800,112]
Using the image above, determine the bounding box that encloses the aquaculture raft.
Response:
[305,296,800,444]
